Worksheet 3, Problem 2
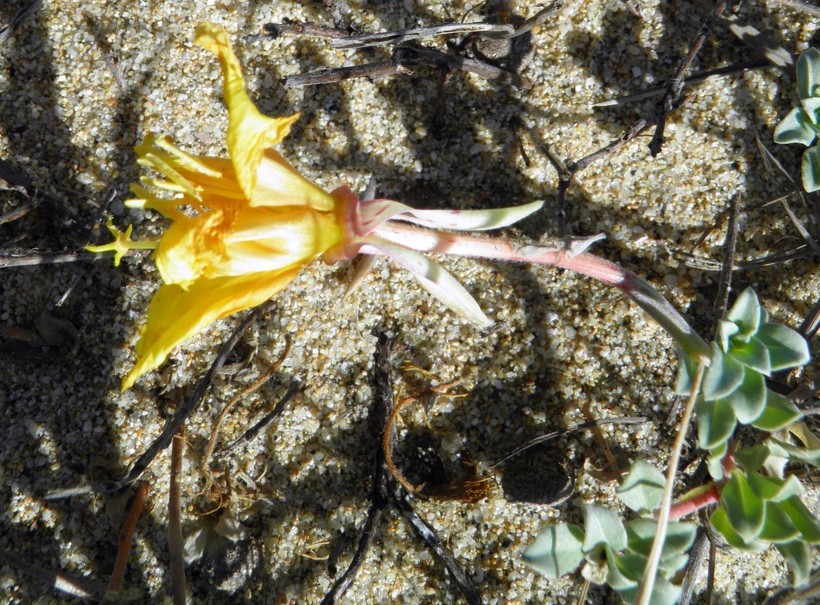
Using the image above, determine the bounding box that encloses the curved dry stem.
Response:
[636,360,707,605]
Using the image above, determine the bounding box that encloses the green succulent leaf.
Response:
[755,323,810,371]
[716,319,740,353]
[583,505,627,553]
[657,552,691,576]
[746,470,783,500]
[522,523,585,579]
[702,343,745,400]
[767,475,805,503]
[734,444,769,473]
[759,502,801,543]
[751,390,804,432]
[767,438,820,468]
[696,396,736,450]
[775,540,811,587]
[797,47,820,101]
[674,350,699,396]
[722,472,765,541]
[605,547,640,590]
[615,574,683,605]
[707,440,729,480]
[626,519,697,558]
[728,369,767,424]
[728,337,771,374]
[617,460,665,513]
[725,288,762,340]
[774,107,817,146]
[802,96,820,124]
[779,496,820,543]
[802,145,820,193]
[710,506,766,552]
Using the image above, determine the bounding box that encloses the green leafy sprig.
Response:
[774,47,820,192]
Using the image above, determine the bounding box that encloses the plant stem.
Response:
[636,361,706,605]
[375,223,712,362]
[668,483,721,520]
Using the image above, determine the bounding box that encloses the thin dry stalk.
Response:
[169,430,186,605]
[104,481,150,601]
[636,362,706,605]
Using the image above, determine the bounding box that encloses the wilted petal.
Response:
[194,23,301,200]
[122,267,301,391]
[356,236,492,328]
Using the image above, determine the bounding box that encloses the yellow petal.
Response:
[251,149,336,211]
[121,267,301,391]
[194,23,300,200]
[153,204,343,285]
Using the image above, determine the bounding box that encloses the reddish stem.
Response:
[668,483,721,520]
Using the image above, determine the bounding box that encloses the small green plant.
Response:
[774,47,820,192]
[523,288,816,602]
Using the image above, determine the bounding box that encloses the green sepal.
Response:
[522,523,585,579]
[582,505,627,553]
[751,390,804,432]
[696,396,736,450]
[775,540,811,586]
[721,471,765,541]
[702,343,744,400]
[617,460,665,513]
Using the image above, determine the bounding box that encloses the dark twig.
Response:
[712,193,741,333]
[321,333,393,605]
[214,381,301,458]
[45,303,274,499]
[798,296,820,341]
[489,416,646,470]
[649,0,727,156]
[593,59,770,108]
[263,21,349,40]
[169,431,187,605]
[331,22,514,50]
[0,0,43,45]
[0,548,105,598]
[0,250,119,269]
[323,333,481,604]
[285,43,530,89]
[678,529,710,605]
[390,482,481,605]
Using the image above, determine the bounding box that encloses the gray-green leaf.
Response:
[617,460,665,513]
[522,523,585,579]
[755,323,810,371]
[583,505,627,553]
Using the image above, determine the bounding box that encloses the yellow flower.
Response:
[89,22,544,391]
[112,23,347,390]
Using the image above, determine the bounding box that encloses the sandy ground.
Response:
[0,0,817,603]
